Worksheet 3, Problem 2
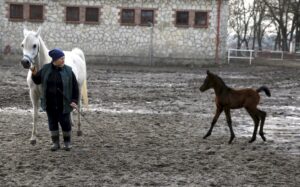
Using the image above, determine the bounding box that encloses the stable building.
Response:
[0,0,229,65]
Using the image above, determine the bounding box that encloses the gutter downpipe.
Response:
[215,0,222,64]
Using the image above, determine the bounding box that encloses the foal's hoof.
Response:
[30,139,37,145]
[77,130,83,136]
[248,138,256,143]
[228,136,235,144]
[259,133,266,141]
[203,133,211,139]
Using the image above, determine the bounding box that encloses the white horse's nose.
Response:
[21,58,30,69]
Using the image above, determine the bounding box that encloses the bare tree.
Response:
[262,0,298,51]
[251,0,274,50]
[289,0,300,50]
[229,0,254,49]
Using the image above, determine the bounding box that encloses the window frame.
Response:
[175,10,190,27]
[84,7,100,24]
[65,6,80,23]
[8,3,24,21]
[120,8,136,25]
[140,9,155,26]
[29,4,44,22]
[194,11,208,28]
[8,3,45,22]
[174,10,209,29]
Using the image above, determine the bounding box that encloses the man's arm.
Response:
[31,67,42,84]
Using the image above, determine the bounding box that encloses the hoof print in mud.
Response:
[30,139,37,145]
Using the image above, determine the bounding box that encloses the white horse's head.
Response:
[20,27,42,69]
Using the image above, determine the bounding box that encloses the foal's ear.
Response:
[206,70,211,75]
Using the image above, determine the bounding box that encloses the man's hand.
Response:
[70,102,78,110]
[30,67,37,75]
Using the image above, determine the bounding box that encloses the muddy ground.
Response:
[0,59,299,186]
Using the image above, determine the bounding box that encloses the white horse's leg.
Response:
[77,91,82,136]
[30,89,39,145]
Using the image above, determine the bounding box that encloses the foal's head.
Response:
[200,70,214,92]
[200,70,225,92]
[20,27,41,69]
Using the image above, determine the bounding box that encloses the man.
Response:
[31,48,79,151]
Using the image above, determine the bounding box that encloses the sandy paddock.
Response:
[0,59,299,186]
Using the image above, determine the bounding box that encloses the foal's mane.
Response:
[210,73,232,91]
[211,73,226,86]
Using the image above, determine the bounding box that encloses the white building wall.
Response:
[0,0,229,64]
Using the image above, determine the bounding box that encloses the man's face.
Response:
[53,56,65,67]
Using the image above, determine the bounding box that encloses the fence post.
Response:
[0,37,2,59]
[228,49,230,64]
[250,50,252,65]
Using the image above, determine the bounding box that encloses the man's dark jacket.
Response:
[32,63,79,114]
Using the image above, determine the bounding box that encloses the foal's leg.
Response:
[258,109,267,141]
[203,107,223,139]
[246,108,260,143]
[224,108,235,144]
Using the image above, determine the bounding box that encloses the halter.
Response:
[22,37,40,66]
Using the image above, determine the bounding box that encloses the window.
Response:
[66,7,80,22]
[85,7,99,23]
[65,6,101,24]
[29,5,43,21]
[141,10,154,26]
[176,11,189,26]
[195,12,208,27]
[121,9,135,24]
[174,10,209,28]
[9,4,23,20]
[119,8,156,26]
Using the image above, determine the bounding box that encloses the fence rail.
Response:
[256,51,300,60]
[228,49,300,64]
[228,48,254,65]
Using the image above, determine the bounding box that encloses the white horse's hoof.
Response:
[77,130,83,136]
[30,139,37,145]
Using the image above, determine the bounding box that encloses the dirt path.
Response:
[0,60,299,186]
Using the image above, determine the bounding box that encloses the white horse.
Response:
[20,27,88,145]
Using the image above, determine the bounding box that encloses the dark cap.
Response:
[49,48,65,62]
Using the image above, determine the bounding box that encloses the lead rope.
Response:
[57,88,106,142]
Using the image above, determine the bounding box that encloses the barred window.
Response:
[29,5,43,21]
[141,10,154,26]
[66,7,80,22]
[121,9,135,24]
[176,11,189,26]
[9,4,23,20]
[85,7,99,22]
[195,12,208,27]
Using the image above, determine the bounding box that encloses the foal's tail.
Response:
[256,86,271,97]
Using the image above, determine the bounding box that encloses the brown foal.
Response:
[200,70,271,144]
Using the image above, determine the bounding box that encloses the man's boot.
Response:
[62,131,72,151]
[50,131,60,151]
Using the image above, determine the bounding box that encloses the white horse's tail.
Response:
[72,48,85,62]
[72,47,88,107]
[81,79,88,107]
